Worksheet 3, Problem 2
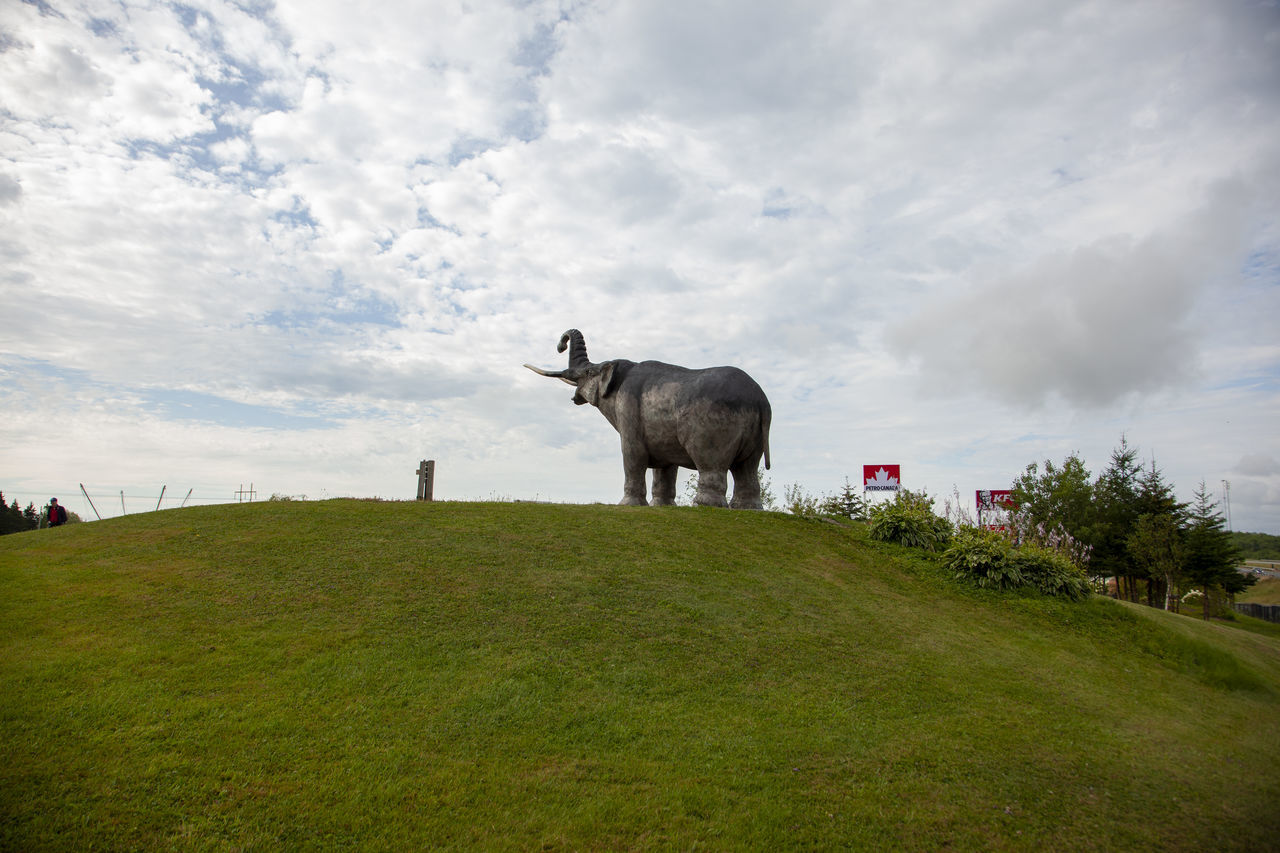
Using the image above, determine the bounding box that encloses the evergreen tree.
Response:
[1184,481,1248,620]
[1133,458,1185,520]
[0,494,13,535]
[0,492,55,534]
[820,477,867,520]
[1092,436,1142,598]
[1129,458,1187,607]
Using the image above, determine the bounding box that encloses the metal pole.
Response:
[155,485,166,512]
[1218,473,1228,527]
[80,483,101,520]
[181,488,193,508]
[120,491,126,515]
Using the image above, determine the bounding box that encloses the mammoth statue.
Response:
[524,329,772,509]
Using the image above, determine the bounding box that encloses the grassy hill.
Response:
[1239,575,1280,605]
[2,501,1278,850]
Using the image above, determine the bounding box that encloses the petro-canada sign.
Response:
[863,464,901,492]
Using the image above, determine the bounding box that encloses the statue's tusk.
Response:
[524,364,577,386]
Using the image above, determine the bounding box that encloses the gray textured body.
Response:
[525,331,772,509]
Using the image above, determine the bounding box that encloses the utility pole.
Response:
[1221,479,1232,531]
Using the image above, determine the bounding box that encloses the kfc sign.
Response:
[864,465,901,492]
[976,490,1017,511]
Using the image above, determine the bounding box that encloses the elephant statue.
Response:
[524,329,772,509]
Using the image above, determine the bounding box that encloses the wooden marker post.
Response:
[416,460,436,501]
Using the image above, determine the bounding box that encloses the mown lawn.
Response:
[2,500,1278,850]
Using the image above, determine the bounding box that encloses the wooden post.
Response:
[416,460,436,501]
[79,483,101,520]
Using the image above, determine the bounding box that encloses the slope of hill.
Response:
[2,501,1278,850]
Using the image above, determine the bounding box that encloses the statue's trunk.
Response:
[559,329,591,371]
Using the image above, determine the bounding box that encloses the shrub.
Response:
[942,528,1023,590]
[819,478,867,521]
[787,478,867,520]
[944,528,1092,600]
[1009,513,1093,570]
[1009,543,1091,601]
[868,490,952,551]
[783,483,821,516]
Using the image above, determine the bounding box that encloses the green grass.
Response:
[2,501,1278,850]
[1239,574,1280,605]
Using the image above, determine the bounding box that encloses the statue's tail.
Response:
[762,409,771,470]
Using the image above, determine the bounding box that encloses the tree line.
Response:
[1,492,42,535]
[1229,530,1280,560]
[1009,436,1253,619]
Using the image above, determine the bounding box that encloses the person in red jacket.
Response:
[47,497,67,527]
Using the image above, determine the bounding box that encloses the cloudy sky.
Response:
[2,0,1278,532]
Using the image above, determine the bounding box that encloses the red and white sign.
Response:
[976,489,1017,511]
[864,465,901,492]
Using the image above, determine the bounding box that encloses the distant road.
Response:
[1240,561,1280,579]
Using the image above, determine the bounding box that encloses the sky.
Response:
[2,0,1278,532]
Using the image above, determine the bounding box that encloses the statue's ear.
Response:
[599,361,622,398]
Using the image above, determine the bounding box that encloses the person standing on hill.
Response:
[46,498,67,527]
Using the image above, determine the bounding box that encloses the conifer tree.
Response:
[0,494,14,535]
[1184,481,1248,620]
[1092,436,1142,599]
[1129,458,1188,607]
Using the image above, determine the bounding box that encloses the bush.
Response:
[1009,543,1091,601]
[868,490,952,551]
[942,528,1023,590]
[786,478,868,521]
[819,478,867,521]
[944,528,1091,600]
[783,483,821,516]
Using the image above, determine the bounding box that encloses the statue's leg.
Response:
[694,469,729,508]
[619,444,649,506]
[651,465,678,506]
[729,459,764,510]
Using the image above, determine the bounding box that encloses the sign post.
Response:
[416,460,436,501]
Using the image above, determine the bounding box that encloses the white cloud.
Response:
[1,0,1277,532]
[886,173,1274,408]
[1237,455,1280,478]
